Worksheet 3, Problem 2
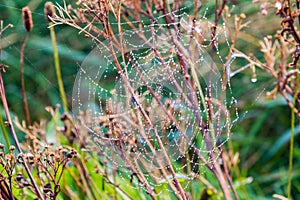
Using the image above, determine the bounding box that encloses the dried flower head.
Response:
[25,152,34,164]
[16,174,23,182]
[260,2,268,16]
[22,6,33,32]
[17,153,24,163]
[43,183,52,193]
[9,145,15,151]
[44,2,56,22]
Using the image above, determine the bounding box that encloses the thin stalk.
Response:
[0,71,44,200]
[20,32,31,125]
[49,21,68,113]
[0,21,11,151]
[287,72,298,199]
[110,47,186,199]
[0,106,10,151]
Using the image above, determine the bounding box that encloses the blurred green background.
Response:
[0,0,299,199]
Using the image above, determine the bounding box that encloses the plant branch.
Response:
[20,32,31,125]
[0,70,44,200]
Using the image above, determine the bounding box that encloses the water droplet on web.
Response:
[251,73,257,83]
[72,3,238,194]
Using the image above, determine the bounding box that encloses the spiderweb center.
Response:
[72,5,235,194]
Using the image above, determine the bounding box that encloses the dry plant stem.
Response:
[166,27,233,200]
[233,49,300,118]
[0,21,11,151]
[120,10,194,109]
[20,32,31,125]
[130,14,206,140]
[0,71,44,200]
[136,5,232,198]
[103,11,185,197]
[211,17,238,196]
[231,49,300,117]
[128,53,233,200]
[126,55,210,167]
[221,152,239,199]
[211,162,232,199]
[54,1,232,198]
[107,37,186,199]
[132,107,186,194]
[49,21,69,113]
[151,4,217,160]
[220,52,240,200]
[147,5,215,165]
[118,148,156,200]
[75,158,97,200]
[210,1,234,198]
[101,174,133,200]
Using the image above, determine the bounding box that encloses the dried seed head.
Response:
[240,13,246,19]
[60,113,68,121]
[9,145,15,151]
[43,183,52,194]
[23,180,30,187]
[260,3,268,16]
[26,153,35,164]
[22,6,33,32]
[55,155,61,162]
[16,174,23,182]
[44,2,56,22]
[35,154,41,161]
[5,153,14,161]
[66,152,73,159]
[26,152,34,159]
[17,153,25,163]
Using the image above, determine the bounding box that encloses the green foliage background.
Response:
[0,0,299,199]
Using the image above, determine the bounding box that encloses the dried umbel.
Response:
[44,2,56,22]
[22,6,33,32]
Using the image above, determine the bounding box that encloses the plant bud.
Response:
[22,6,33,32]
[44,2,56,22]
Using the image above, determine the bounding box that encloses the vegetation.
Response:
[0,0,299,199]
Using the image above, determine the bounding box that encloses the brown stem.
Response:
[20,32,31,125]
[108,40,186,199]
[221,152,239,200]
[212,161,232,200]
[0,71,44,199]
[210,1,234,199]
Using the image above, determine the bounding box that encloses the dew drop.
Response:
[251,65,257,83]
[251,73,257,83]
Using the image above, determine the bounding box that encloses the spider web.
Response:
[71,4,237,196]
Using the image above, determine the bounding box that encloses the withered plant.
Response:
[0,0,298,199]
[48,0,253,199]
[222,0,300,199]
[0,14,76,200]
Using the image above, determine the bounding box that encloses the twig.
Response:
[20,32,31,125]
[0,70,44,200]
